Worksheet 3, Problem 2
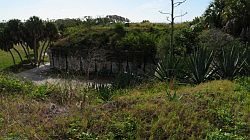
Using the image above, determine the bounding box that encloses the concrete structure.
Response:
[49,48,156,76]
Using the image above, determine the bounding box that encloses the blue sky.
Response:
[0,0,212,22]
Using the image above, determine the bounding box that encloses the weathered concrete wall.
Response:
[48,49,155,75]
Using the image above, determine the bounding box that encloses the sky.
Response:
[0,0,212,23]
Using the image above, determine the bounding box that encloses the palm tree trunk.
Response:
[38,40,48,66]
[9,50,16,65]
[33,38,38,67]
[42,41,52,65]
[12,47,23,62]
[20,43,31,63]
[19,43,28,59]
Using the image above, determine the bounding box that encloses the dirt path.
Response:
[17,63,111,86]
[17,63,54,85]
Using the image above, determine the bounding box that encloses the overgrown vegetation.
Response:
[0,72,249,139]
[0,0,250,139]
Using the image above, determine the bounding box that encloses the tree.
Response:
[160,0,187,56]
[1,16,59,67]
[203,0,225,28]
[158,0,187,88]
[38,22,59,66]
[0,31,16,65]
[5,19,28,62]
[24,16,45,66]
[203,0,250,42]
[20,16,59,67]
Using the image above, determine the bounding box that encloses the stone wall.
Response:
[49,48,156,75]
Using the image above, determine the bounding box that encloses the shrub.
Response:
[186,46,215,84]
[154,52,180,81]
[0,72,33,94]
[213,45,247,80]
[113,72,142,89]
[96,85,115,102]
[30,84,54,100]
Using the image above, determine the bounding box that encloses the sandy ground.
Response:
[17,63,111,87]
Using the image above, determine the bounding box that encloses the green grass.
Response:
[0,72,249,139]
[0,45,49,71]
[0,47,27,70]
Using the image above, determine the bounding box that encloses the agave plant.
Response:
[213,45,248,80]
[154,51,181,82]
[186,46,215,84]
[96,84,114,102]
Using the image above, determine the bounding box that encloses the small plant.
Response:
[108,118,137,139]
[30,84,53,99]
[154,52,180,82]
[206,129,246,140]
[96,85,115,102]
[0,72,33,93]
[235,77,250,92]
[165,81,182,101]
[67,120,97,140]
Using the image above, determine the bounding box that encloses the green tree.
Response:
[24,16,45,66]
[204,0,250,41]
[38,22,59,66]
[0,31,16,65]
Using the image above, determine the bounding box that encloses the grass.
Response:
[0,45,49,72]
[0,46,27,71]
[0,72,249,139]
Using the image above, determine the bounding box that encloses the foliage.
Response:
[96,85,115,102]
[203,0,250,41]
[175,26,201,54]
[107,118,137,139]
[186,46,215,84]
[235,77,250,92]
[213,45,248,79]
[30,84,54,100]
[154,52,180,81]
[0,72,33,93]
[0,16,59,67]
[0,72,249,139]
[113,72,142,89]
[67,120,97,140]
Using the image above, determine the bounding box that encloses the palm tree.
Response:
[24,16,45,66]
[38,22,59,66]
[203,0,225,28]
[5,19,26,62]
[0,31,16,65]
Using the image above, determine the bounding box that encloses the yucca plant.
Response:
[154,52,180,81]
[213,45,247,80]
[96,84,114,102]
[186,46,215,84]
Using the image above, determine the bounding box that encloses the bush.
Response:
[213,45,247,80]
[0,72,33,94]
[186,46,215,84]
[30,84,54,100]
[113,72,142,89]
[96,85,115,102]
[154,52,180,81]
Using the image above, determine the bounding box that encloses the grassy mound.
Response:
[0,73,249,139]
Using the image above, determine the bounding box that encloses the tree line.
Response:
[0,16,59,67]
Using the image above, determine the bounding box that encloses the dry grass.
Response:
[0,74,249,139]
